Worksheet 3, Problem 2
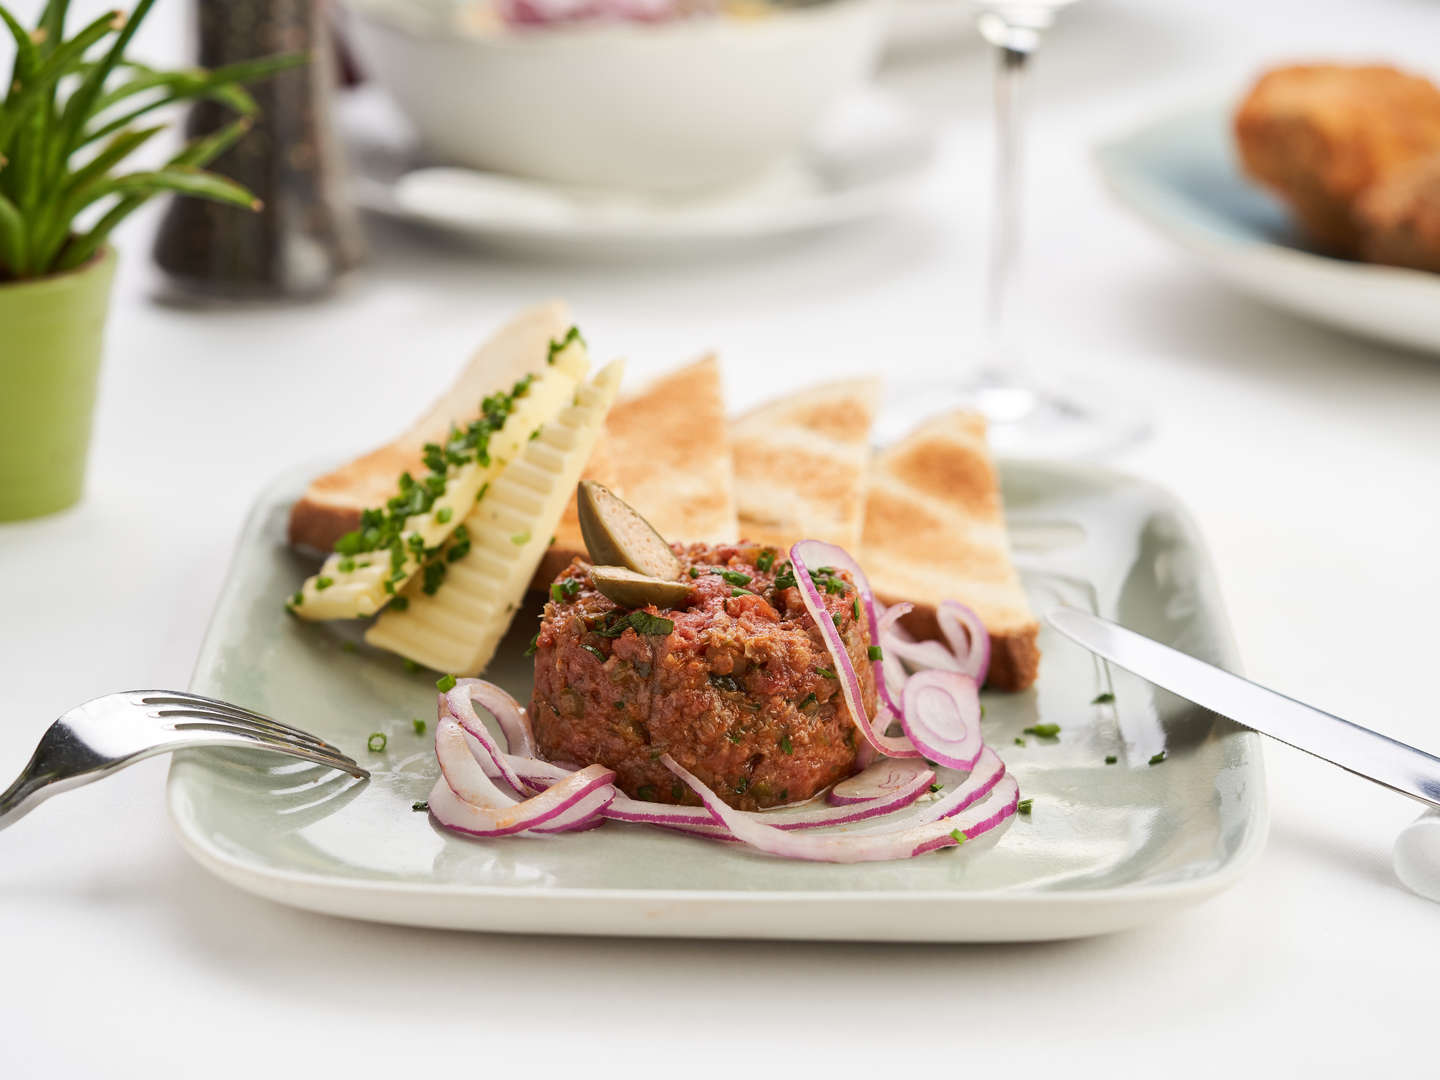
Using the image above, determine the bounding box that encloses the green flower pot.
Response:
[0,248,116,522]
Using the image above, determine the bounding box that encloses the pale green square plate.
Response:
[167,460,1267,941]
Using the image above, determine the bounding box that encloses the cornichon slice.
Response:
[576,480,682,581]
[590,566,692,609]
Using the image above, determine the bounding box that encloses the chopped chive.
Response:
[798,692,818,710]
[949,828,967,845]
[852,598,860,620]
[1023,723,1060,738]
[435,507,453,524]
[524,630,541,657]
[731,588,751,598]
[1105,754,1118,765]
[315,576,334,591]
[413,718,427,735]
[1014,736,1026,747]
[832,613,843,629]
[867,645,884,662]
[367,732,387,752]
[1149,751,1167,766]
[581,643,606,662]
[929,783,943,793]
[780,733,793,755]
[404,659,421,673]
[436,674,457,692]
[1091,692,1115,705]
[391,596,410,612]
[715,569,752,587]
[816,667,836,680]
[290,591,303,607]
[511,530,531,546]
[337,556,356,573]
[688,567,701,579]
[1017,798,1033,815]
[755,549,776,572]
[412,801,429,812]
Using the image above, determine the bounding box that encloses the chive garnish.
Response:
[290,591,303,607]
[852,598,860,620]
[404,659,421,673]
[929,783,943,793]
[780,733,793,755]
[755,549,776,572]
[798,692,817,710]
[1014,736,1026,747]
[1149,751,1167,765]
[367,732,387,752]
[714,569,752,587]
[1092,692,1115,705]
[867,645,883,662]
[817,667,836,680]
[315,576,334,591]
[511,530,530,546]
[412,801,429,812]
[581,643,606,662]
[949,829,967,845]
[412,718,427,735]
[391,595,409,612]
[547,325,584,364]
[1024,723,1060,738]
[436,674,457,692]
[524,630,541,657]
[688,567,701,578]
[1105,754,1118,764]
[1017,798,1033,815]
[435,507,453,524]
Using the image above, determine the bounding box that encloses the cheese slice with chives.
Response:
[291,338,590,620]
[364,358,626,674]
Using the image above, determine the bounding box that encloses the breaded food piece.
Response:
[1356,152,1440,272]
[1234,64,1440,253]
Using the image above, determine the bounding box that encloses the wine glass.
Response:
[882,0,1148,457]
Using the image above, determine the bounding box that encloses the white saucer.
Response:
[338,88,937,259]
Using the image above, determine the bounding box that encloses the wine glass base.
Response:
[877,370,1151,460]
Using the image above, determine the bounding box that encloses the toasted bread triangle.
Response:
[287,302,572,552]
[731,377,879,553]
[862,410,1040,691]
[531,355,738,586]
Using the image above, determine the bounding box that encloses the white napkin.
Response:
[1393,810,1440,902]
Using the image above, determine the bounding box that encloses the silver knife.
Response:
[1046,607,1440,812]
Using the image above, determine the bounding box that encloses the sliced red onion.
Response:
[452,677,535,756]
[789,541,917,759]
[604,763,933,832]
[431,718,615,838]
[939,601,991,685]
[829,758,934,805]
[531,784,617,834]
[900,669,985,771]
[443,684,533,795]
[663,754,1018,863]
[869,745,1006,829]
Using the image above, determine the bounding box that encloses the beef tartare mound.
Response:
[530,542,877,811]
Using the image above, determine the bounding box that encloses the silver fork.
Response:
[0,690,368,830]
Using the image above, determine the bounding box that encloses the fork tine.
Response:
[138,692,343,749]
[172,721,369,779]
[153,707,336,752]
[140,694,346,753]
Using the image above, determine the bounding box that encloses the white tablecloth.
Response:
[3,0,1439,1074]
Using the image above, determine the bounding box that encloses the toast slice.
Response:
[530,355,738,586]
[730,377,880,553]
[861,410,1039,692]
[287,302,573,553]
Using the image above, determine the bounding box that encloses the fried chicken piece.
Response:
[1234,64,1440,254]
[1356,152,1440,273]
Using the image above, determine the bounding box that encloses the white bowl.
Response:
[341,0,891,192]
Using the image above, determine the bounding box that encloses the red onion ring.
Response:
[443,684,534,795]
[880,601,992,686]
[452,677,535,757]
[900,669,985,771]
[663,754,1019,863]
[604,763,935,832]
[875,745,1006,828]
[789,541,918,759]
[829,758,934,805]
[431,718,615,838]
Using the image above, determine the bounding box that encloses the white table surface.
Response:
[4,0,1439,1074]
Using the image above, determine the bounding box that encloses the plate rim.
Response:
[167,457,1268,935]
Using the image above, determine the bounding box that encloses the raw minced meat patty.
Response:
[529,542,877,811]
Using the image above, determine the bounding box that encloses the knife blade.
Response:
[1046,607,1440,812]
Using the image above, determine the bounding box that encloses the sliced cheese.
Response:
[365,358,626,674]
[292,339,590,620]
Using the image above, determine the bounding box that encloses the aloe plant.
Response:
[0,0,304,281]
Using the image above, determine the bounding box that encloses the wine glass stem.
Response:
[983,27,1038,380]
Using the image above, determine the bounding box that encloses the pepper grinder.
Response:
[153,0,362,298]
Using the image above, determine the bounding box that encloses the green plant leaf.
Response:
[39,2,71,55]
[74,166,259,213]
[170,114,252,169]
[0,188,26,275]
[0,8,120,155]
[61,122,162,193]
[53,0,152,157]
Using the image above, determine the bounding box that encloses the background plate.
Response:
[168,460,1266,941]
[1096,104,1440,356]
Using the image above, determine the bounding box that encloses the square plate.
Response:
[168,460,1267,941]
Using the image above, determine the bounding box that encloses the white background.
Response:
[3,0,1439,1074]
